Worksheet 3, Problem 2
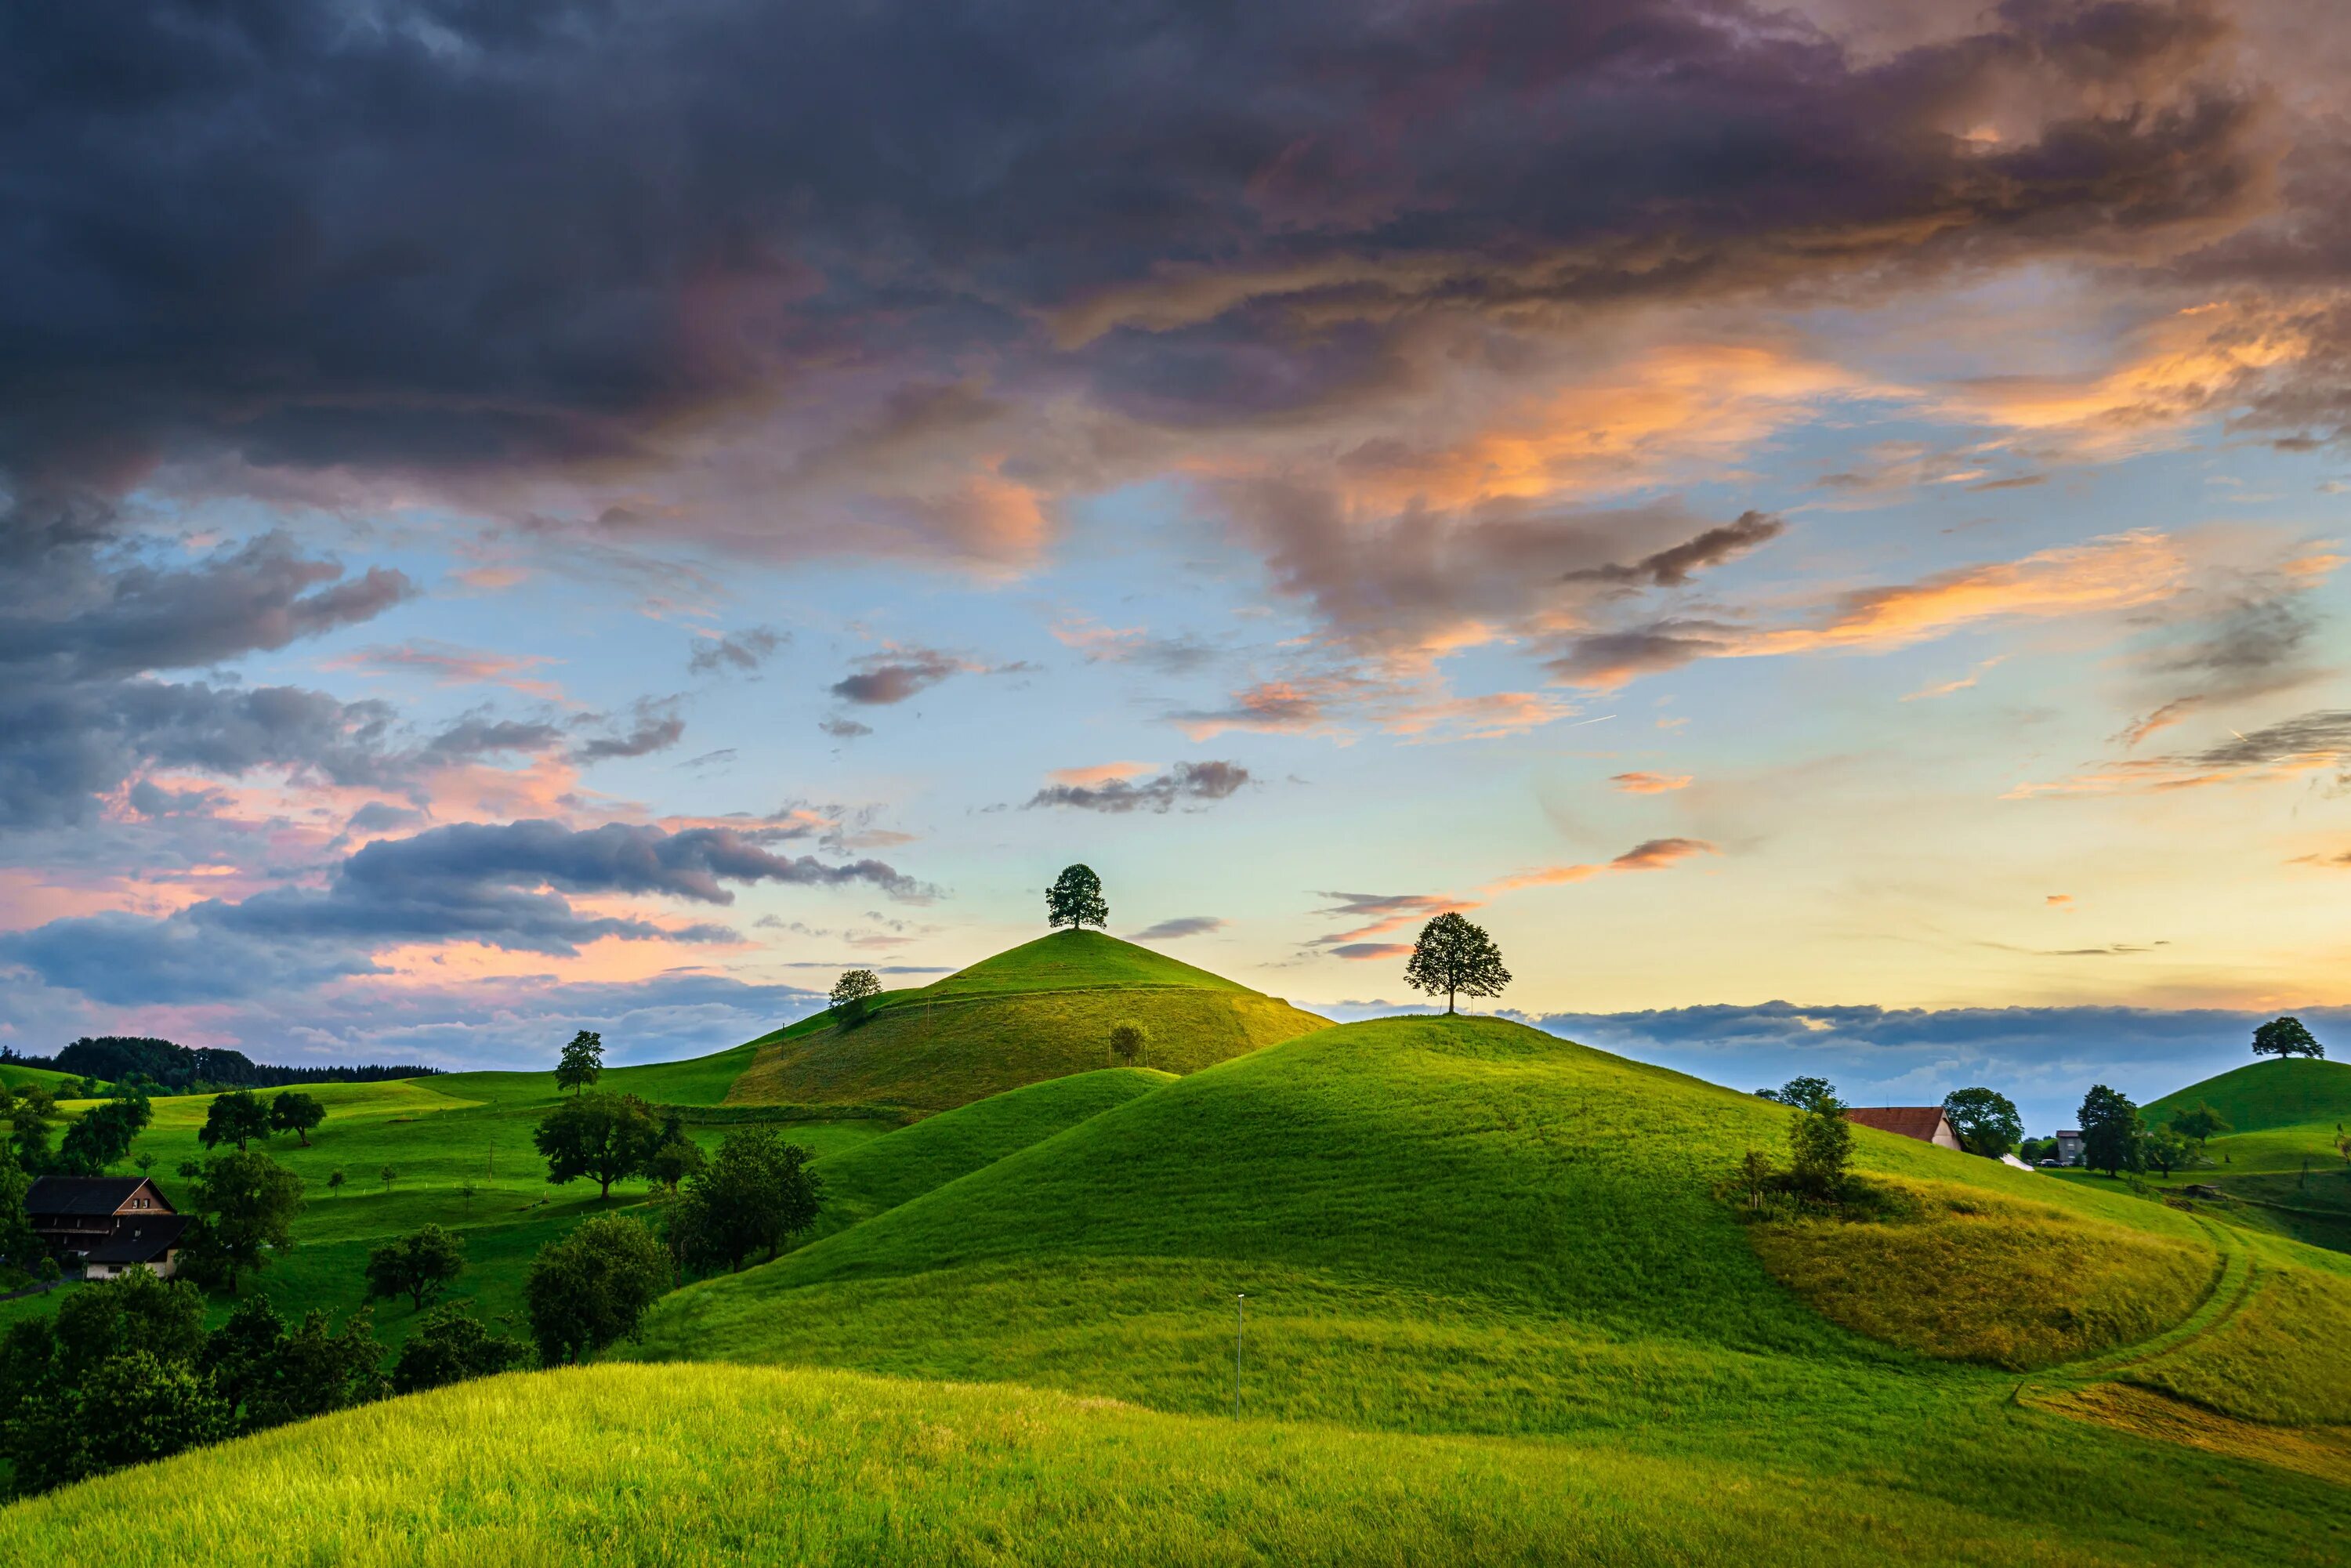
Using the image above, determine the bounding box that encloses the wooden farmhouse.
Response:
[1844,1106,1964,1150]
[24,1175,187,1280]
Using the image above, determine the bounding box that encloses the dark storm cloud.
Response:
[0,818,931,1004]
[1024,761,1253,813]
[0,0,2265,512]
[830,650,963,706]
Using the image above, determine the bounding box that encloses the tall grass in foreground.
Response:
[0,1363,2264,1566]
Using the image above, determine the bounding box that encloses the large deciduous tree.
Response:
[364,1225,468,1312]
[2078,1084,2144,1178]
[829,969,882,1025]
[270,1090,325,1146]
[556,1029,606,1095]
[534,1091,663,1200]
[57,1092,151,1175]
[1045,864,1110,930]
[1402,913,1509,1014]
[182,1150,304,1295]
[197,1089,272,1152]
[676,1128,824,1274]
[2252,1016,2324,1060]
[524,1214,672,1366]
[1940,1088,2023,1158]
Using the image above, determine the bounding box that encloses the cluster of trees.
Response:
[2,1079,154,1183]
[531,1092,823,1273]
[0,1269,408,1494]
[1730,1077,1854,1210]
[2072,1086,2232,1179]
[2,1037,433,1095]
[197,1088,326,1151]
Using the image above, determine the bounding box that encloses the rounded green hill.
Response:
[2145,1056,2351,1135]
[726,929,1326,1113]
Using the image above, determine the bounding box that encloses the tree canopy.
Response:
[270,1090,325,1146]
[197,1090,272,1152]
[364,1225,468,1312]
[555,1029,606,1095]
[525,1214,672,1366]
[1756,1076,1839,1114]
[829,969,882,1023]
[534,1090,662,1199]
[1401,912,1509,1013]
[58,1093,151,1175]
[2252,1016,2324,1059]
[671,1127,824,1274]
[2078,1084,2143,1177]
[2169,1101,2231,1148]
[1109,1021,1149,1066]
[1045,864,1110,930]
[1940,1088,2023,1157]
[180,1150,305,1296]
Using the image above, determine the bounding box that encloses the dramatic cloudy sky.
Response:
[5,0,2349,1128]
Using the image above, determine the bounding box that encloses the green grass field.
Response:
[728,930,1328,1111]
[7,953,2351,1559]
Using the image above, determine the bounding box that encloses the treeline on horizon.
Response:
[2,1037,437,1094]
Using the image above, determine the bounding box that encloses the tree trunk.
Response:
[599,1175,614,1198]
[1446,989,1456,1014]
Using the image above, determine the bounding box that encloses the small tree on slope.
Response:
[1046,864,1110,930]
[1402,913,1509,1014]
[829,968,882,1025]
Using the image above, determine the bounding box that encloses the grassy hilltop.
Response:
[6,951,2351,1560]
[727,929,1328,1112]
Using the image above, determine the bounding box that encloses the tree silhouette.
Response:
[1402,913,1509,1014]
[829,969,882,1025]
[556,1030,605,1095]
[1046,864,1110,929]
[2252,1016,2324,1059]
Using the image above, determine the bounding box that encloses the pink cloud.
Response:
[1610,771,1692,794]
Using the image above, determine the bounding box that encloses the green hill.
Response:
[2146,1056,2351,1135]
[20,1018,2351,1563]
[727,930,1326,1112]
[798,1066,1172,1244]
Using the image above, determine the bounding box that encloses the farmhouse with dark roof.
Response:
[24,1175,187,1280]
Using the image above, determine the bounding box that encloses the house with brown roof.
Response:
[24,1175,187,1280]
[1845,1106,1963,1150]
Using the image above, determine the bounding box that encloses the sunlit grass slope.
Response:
[640,1018,2222,1408]
[1747,1179,2212,1368]
[727,930,1325,1112]
[799,1066,1172,1244]
[2,1362,2339,1568]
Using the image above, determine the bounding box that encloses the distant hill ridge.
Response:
[725,929,1326,1113]
[2146,1056,2351,1135]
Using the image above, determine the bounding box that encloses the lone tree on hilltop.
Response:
[270,1090,324,1147]
[1403,913,1509,1014]
[829,969,882,1025]
[2078,1084,2144,1178]
[2252,1016,2324,1060]
[1046,864,1110,930]
[556,1030,605,1095]
[1941,1088,2023,1158]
